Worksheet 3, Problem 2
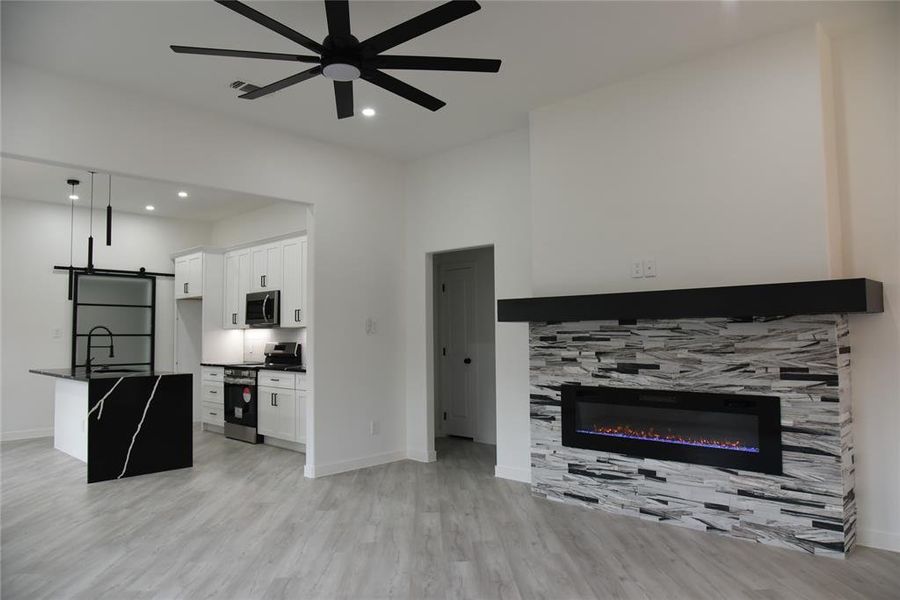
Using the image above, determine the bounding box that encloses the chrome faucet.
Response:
[86,326,115,373]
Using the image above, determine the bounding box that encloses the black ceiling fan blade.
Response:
[334,81,354,119]
[361,0,481,55]
[239,66,323,99]
[373,55,500,72]
[324,0,351,38]
[170,45,320,63]
[361,69,445,111]
[215,0,324,54]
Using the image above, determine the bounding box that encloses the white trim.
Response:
[304,449,406,478]
[495,464,532,483]
[407,448,437,463]
[858,528,900,553]
[1,427,53,442]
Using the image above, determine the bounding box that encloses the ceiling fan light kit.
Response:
[171,0,501,119]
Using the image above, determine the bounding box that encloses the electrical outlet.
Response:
[52,328,62,340]
[644,259,657,278]
[370,420,379,436]
[365,318,377,335]
[631,259,644,278]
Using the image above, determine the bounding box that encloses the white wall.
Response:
[530,28,831,296]
[829,14,900,552]
[209,201,307,248]
[1,63,407,474]
[404,129,532,479]
[0,196,211,439]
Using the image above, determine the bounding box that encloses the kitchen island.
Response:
[30,368,192,483]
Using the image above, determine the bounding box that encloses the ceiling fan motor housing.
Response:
[322,34,362,81]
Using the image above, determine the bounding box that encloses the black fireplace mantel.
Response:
[497,278,883,322]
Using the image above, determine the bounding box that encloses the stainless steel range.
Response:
[222,342,303,444]
[223,367,260,443]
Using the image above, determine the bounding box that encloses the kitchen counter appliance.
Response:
[246,290,280,328]
[224,367,261,443]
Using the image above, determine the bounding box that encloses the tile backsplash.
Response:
[243,327,305,364]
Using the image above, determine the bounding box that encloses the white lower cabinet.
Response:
[257,370,307,443]
[258,385,297,442]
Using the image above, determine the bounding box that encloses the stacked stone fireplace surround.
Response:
[529,314,855,557]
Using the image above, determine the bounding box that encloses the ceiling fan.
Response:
[171,0,501,119]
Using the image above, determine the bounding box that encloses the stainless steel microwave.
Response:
[246,291,280,328]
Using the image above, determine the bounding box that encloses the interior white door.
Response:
[438,263,478,438]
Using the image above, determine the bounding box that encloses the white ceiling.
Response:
[0,1,884,160]
[1,156,282,221]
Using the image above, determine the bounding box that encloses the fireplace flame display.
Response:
[577,424,760,453]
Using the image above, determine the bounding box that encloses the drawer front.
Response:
[202,383,224,406]
[201,367,224,383]
[202,401,224,426]
[295,373,308,391]
[258,371,295,389]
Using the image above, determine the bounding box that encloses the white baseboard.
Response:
[407,448,437,462]
[858,527,900,553]
[495,464,532,483]
[264,437,305,454]
[304,449,407,478]
[1,427,53,442]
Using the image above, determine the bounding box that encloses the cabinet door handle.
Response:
[270,378,280,382]
[232,313,237,325]
[261,275,266,288]
[295,309,300,322]
[209,390,217,394]
[184,282,188,294]
[271,392,277,406]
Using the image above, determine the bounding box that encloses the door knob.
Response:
[464,358,472,364]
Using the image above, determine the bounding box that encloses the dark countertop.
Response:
[201,362,306,373]
[30,368,183,382]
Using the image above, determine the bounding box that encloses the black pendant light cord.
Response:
[87,171,95,271]
[106,174,113,246]
[67,178,79,300]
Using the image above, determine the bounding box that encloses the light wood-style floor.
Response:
[2,430,899,600]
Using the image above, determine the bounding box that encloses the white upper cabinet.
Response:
[250,243,282,293]
[174,252,203,299]
[280,236,307,328]
[223,248,251,329]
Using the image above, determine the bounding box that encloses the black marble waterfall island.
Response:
[29,369,193,483]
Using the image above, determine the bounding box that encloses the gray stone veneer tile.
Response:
[529,315,855,557]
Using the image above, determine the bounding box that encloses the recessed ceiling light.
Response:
[69,194,79,201]
[361,107,376,118]
[145,205,155,211]
[177,191,189,198]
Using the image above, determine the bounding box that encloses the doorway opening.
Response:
[432,246,496,465]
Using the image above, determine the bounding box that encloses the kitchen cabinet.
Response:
[250,243,282,293]
[223,248,251,329]
[174,252,203,299]
[258,385,297,442]
[258,370,306,443]
[200,368,224,430]
[280,236,307,328]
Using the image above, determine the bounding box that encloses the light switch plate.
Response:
[644,259,657,278]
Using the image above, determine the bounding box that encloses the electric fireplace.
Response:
[561,385,782,475]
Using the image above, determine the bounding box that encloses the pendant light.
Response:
[106,174,113,246]
[66,178,80,300]
[87,171,96,271]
